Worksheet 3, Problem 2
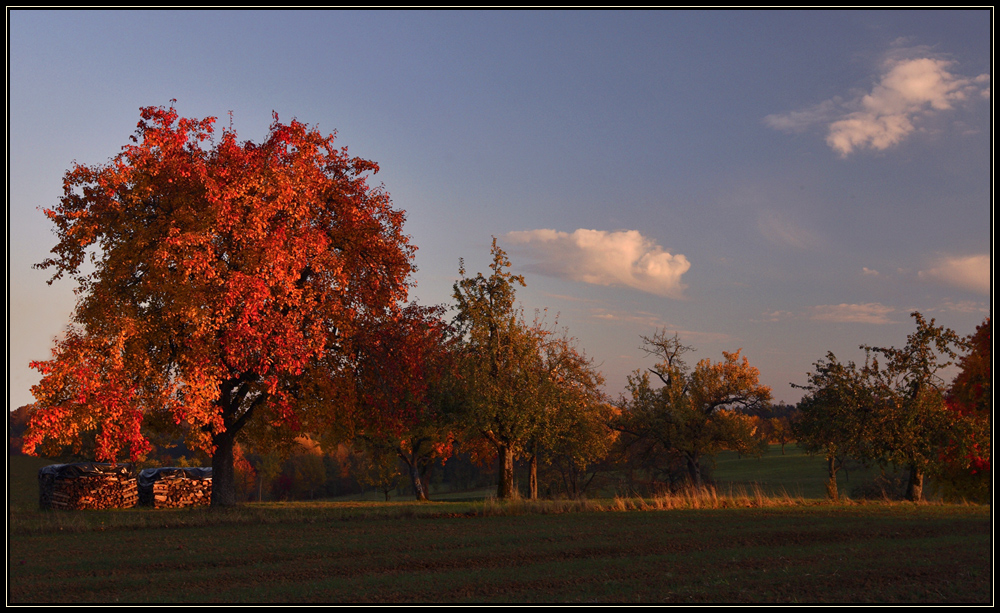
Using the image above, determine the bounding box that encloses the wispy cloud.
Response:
[505,229,690,298]
[932,299,990,315]
[590,308,669,329]
[761,310,796,322]
[756,209,821,250]
[862,267,880,277]
[765,51,989,157]
[919,254,990,294]
[589,309,735,345]
[809,303,897,324]
[537,292,601,304]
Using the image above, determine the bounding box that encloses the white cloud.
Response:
[766,54,989,157]
[919,254,990,294]
[810,303,897,324]
[505,229,690,298]
[862,267,880,276]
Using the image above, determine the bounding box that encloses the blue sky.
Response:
[8,10,992,411]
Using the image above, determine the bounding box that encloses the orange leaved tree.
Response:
[24,102,415,506]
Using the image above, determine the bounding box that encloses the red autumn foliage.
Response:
[942,318,991,475]
[945,317,991,419]
[25,102,414,505]
[352,303,459,499]
[354,305,455,436]
[25,331,152,462]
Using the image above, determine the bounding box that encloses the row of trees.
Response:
[17,103,989,506]
[20,223,784,504]
[346,238,618,501]
[794,313,991,502]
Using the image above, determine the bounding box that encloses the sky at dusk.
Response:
[8,10,992,412]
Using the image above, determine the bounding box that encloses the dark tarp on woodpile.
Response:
[38,462,138,510]
[138,467,212,508]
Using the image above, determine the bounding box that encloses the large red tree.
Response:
[24,102,414,506]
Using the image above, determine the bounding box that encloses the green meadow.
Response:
[711,444,892,500]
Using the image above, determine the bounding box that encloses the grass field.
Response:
[711,444,892,500]
[6,454,992,604]
[322,444,889,503]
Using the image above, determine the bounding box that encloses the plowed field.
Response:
[7,504,990,603]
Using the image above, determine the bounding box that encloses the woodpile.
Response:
[38,463,138,510]
[138,467,212,508]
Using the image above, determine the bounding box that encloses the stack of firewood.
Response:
[38,463,138,510]
[138,467,212,508]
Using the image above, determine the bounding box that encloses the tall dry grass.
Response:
[475,484,813,517]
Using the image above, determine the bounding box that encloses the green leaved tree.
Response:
[526,332,614,499]
[793,353,876,500]
[452,238,545,499]
[861,312,966,501]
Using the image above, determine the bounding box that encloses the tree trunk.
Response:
[559,460,572,498]
[529,451,538,500]
[686,454,702,489]
[211,430,237,507]
[825,454,838,501]
[408,459,429,501]
[210,380,262,508]
[398,439,431,501]
[421,463,433,497]
[906,464,924,502]
[497,444,515,499]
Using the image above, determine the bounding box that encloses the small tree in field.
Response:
[617,331,771,489]
[862,312,966,501]
[796,312,973,502]
[451,238,549,499]
[765,417,791,455]
[23,102,414,506]
[355,441,403,502]
[793,353,875,500]
[351,303,459,501]
[526,332,614,499]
